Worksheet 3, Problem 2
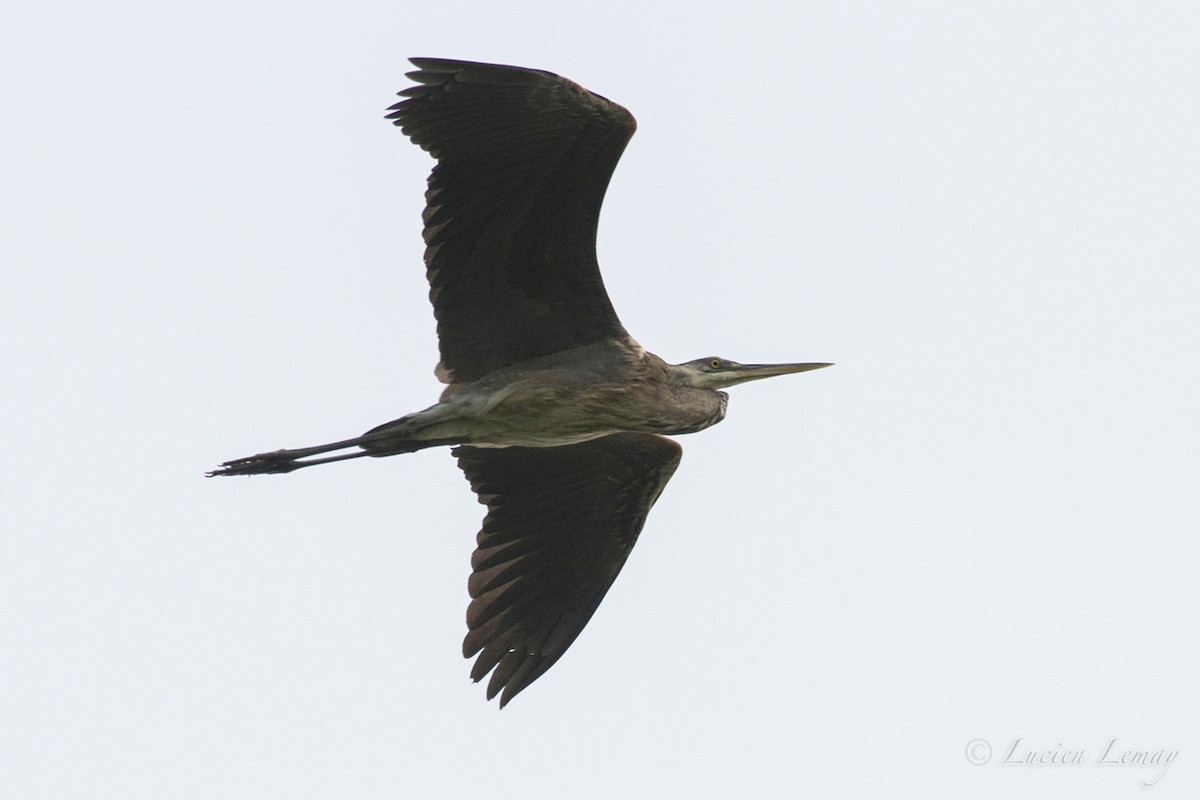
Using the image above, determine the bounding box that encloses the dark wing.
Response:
[453,433,682,707]
[386,58,636,384]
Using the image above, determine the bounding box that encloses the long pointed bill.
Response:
[715,361,833,388]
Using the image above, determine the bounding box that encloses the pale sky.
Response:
[3,1,1198,798]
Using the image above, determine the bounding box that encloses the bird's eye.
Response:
[710,359,722,369]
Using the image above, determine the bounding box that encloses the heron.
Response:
[210,58,831,707]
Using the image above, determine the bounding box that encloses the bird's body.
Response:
[211,58,830,706]
[369,340,727,450]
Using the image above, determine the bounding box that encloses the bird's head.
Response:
[674,357,833,390]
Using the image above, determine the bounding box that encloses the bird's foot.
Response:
[207,450,304,477]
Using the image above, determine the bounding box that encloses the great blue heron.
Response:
[210,58,831,707]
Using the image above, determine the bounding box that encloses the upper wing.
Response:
[387,58,636,384]
[453,433,682,707]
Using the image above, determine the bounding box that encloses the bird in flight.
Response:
[210,58,831,707]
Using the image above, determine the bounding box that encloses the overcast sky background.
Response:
[3,1,1198,797]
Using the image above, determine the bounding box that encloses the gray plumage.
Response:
[210,58,830,707]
